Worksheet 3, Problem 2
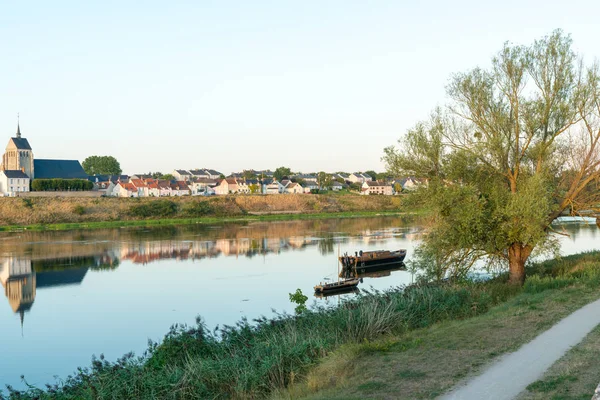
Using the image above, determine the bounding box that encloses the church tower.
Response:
[1,119,34,179]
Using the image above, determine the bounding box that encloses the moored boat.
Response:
[339,249,406,275]
[314,278,360,294]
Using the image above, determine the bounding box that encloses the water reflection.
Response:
[0,217,421,325]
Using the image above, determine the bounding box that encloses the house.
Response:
[236,180,250,194]
[303,181,319,191]
[214,178,239,195]
[349,173,373,184]
[203,169,222,180]
[173,170,192,181]
[112,182,138,197]
[130,179,149,197]
[189,178,218,195]
[263,179,280,194]
[245,178,262,194]
[295,173,318,183]
[284,182,304,194]
[93,180,115,195]
[0,170,30,196]
[361,181,393,195]
[331,181,346,191]
[157,180,172,196]
[332,173,351,182]
[170,181,191,196]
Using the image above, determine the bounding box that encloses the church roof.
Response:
[2,170,30,179]
[9,137,32,150]
[33,159,88,179]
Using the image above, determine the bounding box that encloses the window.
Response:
[10,179,13,184]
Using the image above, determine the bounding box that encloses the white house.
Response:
[0,170,30,196]
[111,182,138,197]
[331,181,344,191]
[170,181,191,196]
[349,173,373,184]
[189,179,218,196]
[361,181,393,195]
[173,169,192,181]
[284,182,304,194]
[263,180,280,194]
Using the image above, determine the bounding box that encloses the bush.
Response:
[128,200,178,218]
[72,205,85,215]
[183,200,213,217]
[31,179,93,191]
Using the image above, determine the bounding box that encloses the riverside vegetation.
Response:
[4,252,600,400]
[0,194,403,230]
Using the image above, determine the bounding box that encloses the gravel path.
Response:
[440,297,600,400]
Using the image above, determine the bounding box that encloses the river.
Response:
[0,216,598,391]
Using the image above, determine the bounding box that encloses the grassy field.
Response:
[5,252,600,400]
[0,194,405,231]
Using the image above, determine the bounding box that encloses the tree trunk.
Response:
[508,243,533,285]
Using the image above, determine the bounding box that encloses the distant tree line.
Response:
[31,179,94,191]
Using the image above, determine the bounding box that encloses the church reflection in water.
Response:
[0,257,36,326]
[0,255,115,329]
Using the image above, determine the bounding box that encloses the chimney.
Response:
[21,167,25,173]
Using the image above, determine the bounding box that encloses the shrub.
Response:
[183,200,213,217]
[72,205,85,215]
[31,179,93,191]
[128,200,178,218]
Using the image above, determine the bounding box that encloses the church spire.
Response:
[16,113,21,138]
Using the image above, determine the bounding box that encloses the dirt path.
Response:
[440,297,600,400]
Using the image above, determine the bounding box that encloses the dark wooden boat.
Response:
[314,278,360,294]
[339,249,407,275]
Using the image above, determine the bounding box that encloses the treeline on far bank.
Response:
[0,194,403,228]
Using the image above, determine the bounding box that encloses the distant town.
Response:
[0,123,425,198]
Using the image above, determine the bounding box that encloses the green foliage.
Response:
[129,200,178,218]
[289,288,308,314]
[274,166,292,180]
[349,182,362,192]
[317,171,332,189]
[82,155,122,176]
[248,183,261,194]
[183,201,212,217]
[384,30,600,284]
[21,198,33,209]
[72,204,85,215]
[31,179,94,191]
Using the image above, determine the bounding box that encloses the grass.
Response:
[5,252,600,400]
[518,326,600,399]
[281,252,600,400]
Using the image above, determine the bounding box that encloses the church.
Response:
[0,122,87,195]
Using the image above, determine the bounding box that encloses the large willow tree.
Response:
[383,30,600,285]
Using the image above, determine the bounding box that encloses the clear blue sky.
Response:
[1,0,599,175]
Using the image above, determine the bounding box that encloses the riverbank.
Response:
[0,194,406,231]
[6,252,600,400]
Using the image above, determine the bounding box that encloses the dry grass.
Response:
[283,281,600,399]
[0,194,403,227]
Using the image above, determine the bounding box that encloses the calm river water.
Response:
[0,216,598,390]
